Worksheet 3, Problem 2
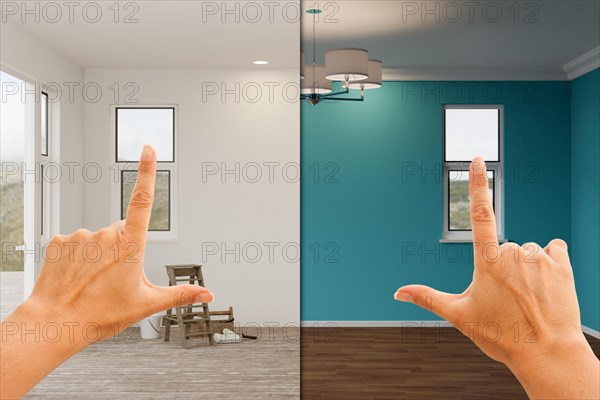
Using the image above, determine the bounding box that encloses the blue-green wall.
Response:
[571,68,600,332]
[301,81,572,321]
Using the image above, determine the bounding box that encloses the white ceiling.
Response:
[3,0,299,69]
[4,1,599,79]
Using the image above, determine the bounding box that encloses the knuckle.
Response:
[49,234,65,246]
[472,171,489,187]
[176,287,195,306]
[549,238,568,250]
[129,189,154,208]
[413,294,432,310]
[471,203,495,223]
[72,228,92,239]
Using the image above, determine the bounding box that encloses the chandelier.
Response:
[301,8,382,105]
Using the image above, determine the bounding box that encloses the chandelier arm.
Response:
[299,87,349,100]
[318,88,350,98]
[300,91,365,102]
[321,97,365,102]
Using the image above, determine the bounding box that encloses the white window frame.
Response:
[110,104,178,242]
[39,91,51,242]
[40,86,61,247]
[441,104,504,242]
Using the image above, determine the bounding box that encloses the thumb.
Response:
[394,284,458,322]
[148,284,214,314]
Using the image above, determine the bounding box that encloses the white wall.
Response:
[2,24,300,325]
[84,68,299,325]
[1,21,85,233]
[1,21,85,297]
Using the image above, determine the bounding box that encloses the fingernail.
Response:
[394,291,412,302]
[142,145,154,161]
[194,291,214,303]
[472,157,486,174]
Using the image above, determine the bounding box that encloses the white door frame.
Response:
[1,63,55,300]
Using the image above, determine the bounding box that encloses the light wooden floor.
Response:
[2,272,299,399]
[25,326,299,399]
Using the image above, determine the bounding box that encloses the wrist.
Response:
[507,332,598,398]
[506,330,589,372]
[5,298,90,355]
[1,299,90,399]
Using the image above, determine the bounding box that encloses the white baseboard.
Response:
[582,325,600,339]
[301,321,600,339]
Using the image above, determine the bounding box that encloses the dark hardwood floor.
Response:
[301,327,600,400]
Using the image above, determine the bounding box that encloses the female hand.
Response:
[1,145,213,399]
[394,157,599,399]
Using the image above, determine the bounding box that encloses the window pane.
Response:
[121,170,170,231]
[41,92,48,156]
[116,108,174,162]
[449,170,494,230]
[445,109,499,162]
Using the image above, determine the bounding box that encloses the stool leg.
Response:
[180,324,188,349]
[176,308,187,349]
[164,311,171,342]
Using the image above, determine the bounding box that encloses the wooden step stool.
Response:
[163,265,215,348]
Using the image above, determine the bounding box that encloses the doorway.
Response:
[0,69,44,314]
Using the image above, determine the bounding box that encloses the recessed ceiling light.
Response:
[253,60,269,65]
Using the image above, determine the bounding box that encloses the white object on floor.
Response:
[140,314,161,339]
[214,328,241,344]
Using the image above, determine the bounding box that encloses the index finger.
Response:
[124,145,156,237]
[469,157,499,261]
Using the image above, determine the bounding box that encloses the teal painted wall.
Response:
[571,68,600,332]
[301,81,571,321]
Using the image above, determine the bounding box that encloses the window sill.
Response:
[147,238,180,243]
[439,238,508,244]
[146,231,178,242]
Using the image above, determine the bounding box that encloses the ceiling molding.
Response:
[562,47,600,80]
[382,67,568,82]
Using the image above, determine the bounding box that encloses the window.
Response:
[112,106,177,238]
[116,107,175,162]
[121,170,171,231]
[442,105,503,241]
[41,92,48,156]
[448,170,494,231]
